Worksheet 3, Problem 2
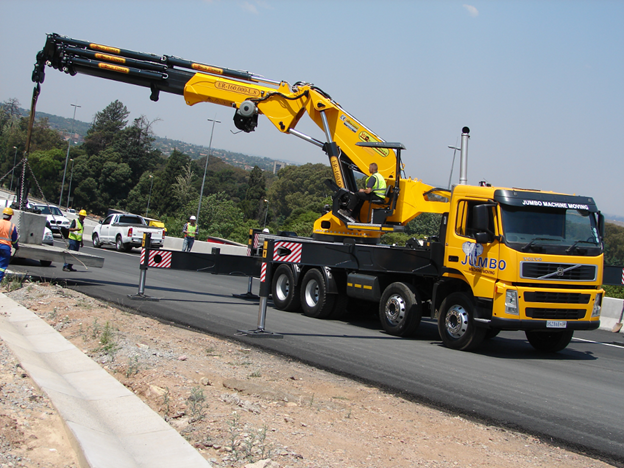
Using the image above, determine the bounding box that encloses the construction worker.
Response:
[63,209,86,272]
[182,215,198,252]
[0,207,19,283]
[341,162,387,221]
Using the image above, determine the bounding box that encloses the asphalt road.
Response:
[9,240,624,466]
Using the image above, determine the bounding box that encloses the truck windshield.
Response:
[500,205,600,253]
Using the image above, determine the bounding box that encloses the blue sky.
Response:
[1,0,623,217]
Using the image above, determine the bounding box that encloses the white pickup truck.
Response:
[91,213,164,251]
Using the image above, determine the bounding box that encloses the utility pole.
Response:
[59,103,80,207]
[196,117,221,223]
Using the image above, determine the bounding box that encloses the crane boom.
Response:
[33,33,450,242]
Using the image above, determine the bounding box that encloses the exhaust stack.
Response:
[459,126,470,185]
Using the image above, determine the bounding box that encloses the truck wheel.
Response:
[525,330,574,352]
[379,282,422,337]
[438,292,486,351]
[116,236,129,252]
[92,233,101,248]
[39,260,52,267]
[300,268,336,319]
[271,264,301,312]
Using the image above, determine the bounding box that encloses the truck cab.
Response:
[437,185,603,351]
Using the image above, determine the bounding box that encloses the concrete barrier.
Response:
[163,237,247,256]
[600,297,624,333]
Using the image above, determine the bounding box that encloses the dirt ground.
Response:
[0,280,616,468]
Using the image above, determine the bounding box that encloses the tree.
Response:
[604,222,624,266]
[267,164,333,220]
[84,100,129,155]
[239,166,267,220]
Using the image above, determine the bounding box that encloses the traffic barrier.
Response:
[600,297,624,333]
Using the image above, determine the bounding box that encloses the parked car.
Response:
[31,204,70,236]
[92,213,165,251]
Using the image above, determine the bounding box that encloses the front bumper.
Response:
[484,317,600,331]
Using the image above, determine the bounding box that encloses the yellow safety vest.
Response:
[366,172,387,198]
[186,223,197,238]
[68,218,84,242]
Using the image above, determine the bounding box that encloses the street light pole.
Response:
[196,117,221,223]
[146,175,154,217]
[447,145,461,189]
[59,103,80,207]
[66,159,74,210]
[10,146,17,192]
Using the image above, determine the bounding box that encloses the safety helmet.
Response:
[2,207,13,216]
[79,209,87,216]
[189,216,196,221]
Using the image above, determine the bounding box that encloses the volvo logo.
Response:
[556,267,565,277]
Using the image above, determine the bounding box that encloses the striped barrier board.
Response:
[140,249,172,268]
[273,241,302,264]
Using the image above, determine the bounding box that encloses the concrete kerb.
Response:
[600,297,624,333]
[0,294,212,468]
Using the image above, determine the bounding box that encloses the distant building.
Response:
[273,161,287,174]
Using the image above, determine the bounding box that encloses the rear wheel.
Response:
[271,264,301,311]
[438,292,486,351]
[92,233,101,248]
[300,268,336,319]
[116,236,130,252]
[379,282,422,337]
[525,329,574,352]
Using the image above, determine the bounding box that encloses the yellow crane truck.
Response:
[30,34,604,351]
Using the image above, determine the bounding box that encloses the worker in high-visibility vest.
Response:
[63,209,86,272]
[0,207,19,283]
[341,162,387,222]
[182,215,198,252]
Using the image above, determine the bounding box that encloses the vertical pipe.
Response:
[320,110,345,188]
[459,127,470,185]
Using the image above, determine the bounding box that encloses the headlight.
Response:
[505,290,519,315]
[592,293,602,318]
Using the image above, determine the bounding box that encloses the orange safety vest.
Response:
[0,219,17,247]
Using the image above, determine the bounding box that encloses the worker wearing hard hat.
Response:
[63,209,87,272]
[182,215,198,252]
[0,207,19,283]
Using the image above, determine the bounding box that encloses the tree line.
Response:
[1,98,623,292]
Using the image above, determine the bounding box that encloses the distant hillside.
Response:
[20,108,293,173]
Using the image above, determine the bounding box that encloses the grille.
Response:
[525,308,586,320]
[524,292,590,304]
[521,262,597,281]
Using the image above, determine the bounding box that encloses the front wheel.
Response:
[271,264,301,312]
[92,233,101,248]
[525,329,574,352]
[379,282,422,337]
[300,268,336,319]
[438,292,486,351]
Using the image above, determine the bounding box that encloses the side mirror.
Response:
[473,204,495,244]
[99,220,103,224]
[598,212,605,239]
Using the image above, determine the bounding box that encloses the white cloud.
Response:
[463,4,479,17]
[241,1,259,15]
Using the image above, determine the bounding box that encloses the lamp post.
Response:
[59,103,81,207]
[145,175,154,217]
[263,199,269,228]
[196,117,221,223]
[66,159,74,210]
[447,145,460,189]
[9,146,17,192]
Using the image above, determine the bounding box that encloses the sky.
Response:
[1,0,623,217]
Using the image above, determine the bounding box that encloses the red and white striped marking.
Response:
[140,249,172,268]
[273,241,302,263]
[260,263,267,283]
[621,267,624,285]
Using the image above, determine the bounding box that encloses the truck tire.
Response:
[379,282,422,337]
[39,260,52,267]
[438,292,486,351]
[271,264,301,312]
[525,330,574,353]
[300,268,336,319]
[116,236,130,252]
[92,233,101,248]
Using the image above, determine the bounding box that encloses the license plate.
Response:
[547,320,567,329]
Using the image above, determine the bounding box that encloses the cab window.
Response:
[455,200,495,239]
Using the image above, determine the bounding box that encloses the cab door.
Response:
[446,199,501,298]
